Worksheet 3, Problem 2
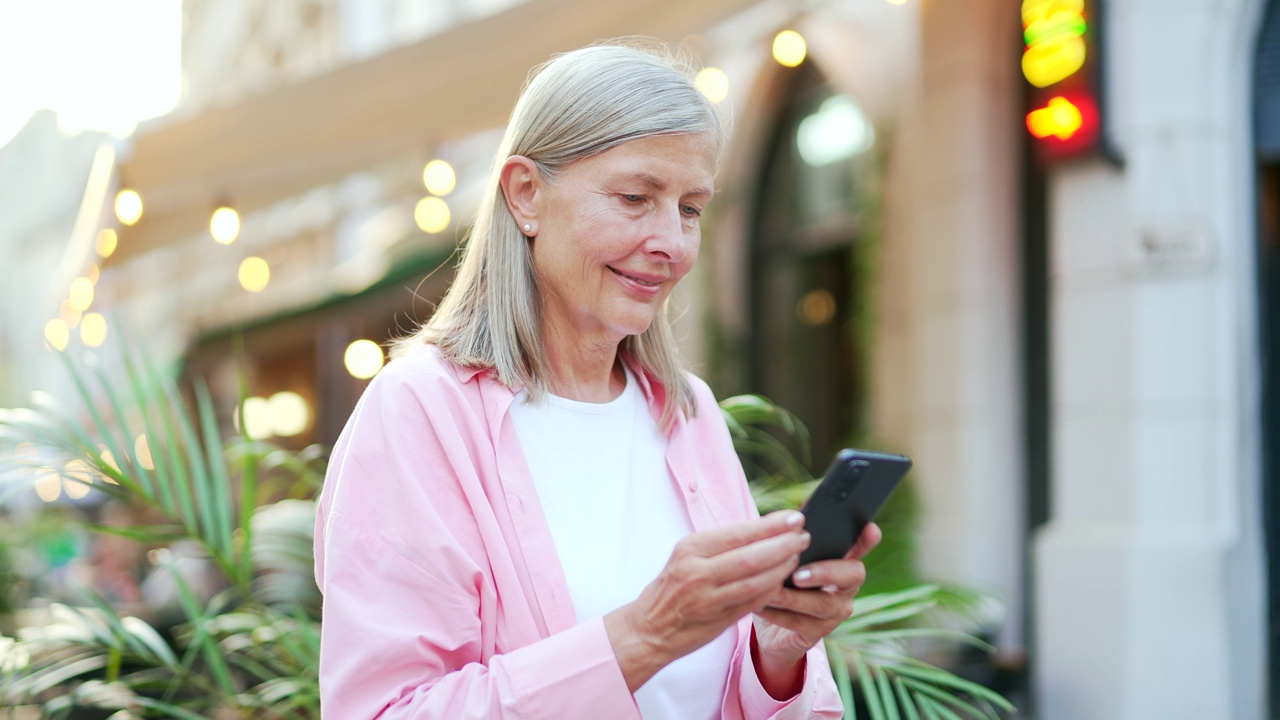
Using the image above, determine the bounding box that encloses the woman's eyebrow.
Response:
[615,171,713,197]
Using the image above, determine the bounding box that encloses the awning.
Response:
[110,0,760,264]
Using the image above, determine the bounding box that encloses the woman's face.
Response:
[530,133,717,348]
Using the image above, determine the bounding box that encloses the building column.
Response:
[876,0,1026,646]
[1031,0,1266,717]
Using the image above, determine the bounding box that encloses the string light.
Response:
[115,189,143,225]
[415,197,451,234]
[423,160,457,196]
[80,312,108,347]
[695,68,729,103]
[772,30,807,67]
[44,319,69,351]
[96,228,117,257]
[344,339,385,379]
[210,206,241,244]
[69,277,94,312]
[239,256,270,292]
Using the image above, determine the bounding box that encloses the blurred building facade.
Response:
[7,0,1278,717]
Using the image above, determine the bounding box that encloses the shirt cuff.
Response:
[498,616,641,720]
[739,631,810,718]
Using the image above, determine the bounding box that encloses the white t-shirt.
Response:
[508,368,737,719]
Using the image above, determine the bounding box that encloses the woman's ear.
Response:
[499,155,540,236]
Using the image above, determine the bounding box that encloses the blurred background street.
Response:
[0,0,1273,718]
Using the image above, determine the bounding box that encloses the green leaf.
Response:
[876,664,901,720]
[853,652,886,720]
[893,677,922,720]
[827,639,856,720]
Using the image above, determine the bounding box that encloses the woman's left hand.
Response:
[750,522,882,699]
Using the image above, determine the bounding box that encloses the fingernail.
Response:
[786,511,804,528]
[794,569,812,583]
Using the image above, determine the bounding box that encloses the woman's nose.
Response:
[644,205,692,263]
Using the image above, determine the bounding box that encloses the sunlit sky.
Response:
[0,0,182,150]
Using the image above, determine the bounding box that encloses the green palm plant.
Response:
[0,347,320,718]
[721,394,1014,720]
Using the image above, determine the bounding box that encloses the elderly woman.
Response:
[315,41,880,719]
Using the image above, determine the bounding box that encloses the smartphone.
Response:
[784,448,912,588]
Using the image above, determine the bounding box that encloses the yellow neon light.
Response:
[1026,96,1084,140]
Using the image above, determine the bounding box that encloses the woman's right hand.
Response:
[603,510,810,692]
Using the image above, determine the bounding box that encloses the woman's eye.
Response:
[622,194,645,203]
[682,205,703,218]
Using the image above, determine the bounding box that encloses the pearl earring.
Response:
[523,223,532,233]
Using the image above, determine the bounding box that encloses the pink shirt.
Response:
[315,344,844,719]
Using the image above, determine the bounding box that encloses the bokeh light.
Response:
[241,397,273,440]
[80,312,108,347]
[797,289,837,326]
[34,468,61,502]
[797,95,874,166]
[239,256,270,292]
[59,300,82,329]
[134,434,155,470]
[423,160,457,196]
[267,391,309,437]
[1026,96,1083,139]
[63,459,94,499]
[210,206,241,244]
[96,228,117,257]
[695,68,729,104]
[344,339,385,379]
[415,196,451,234]
[772,30,807,67]
[115,189,143,225]
[69,277,94,312]
[44,319,69,351]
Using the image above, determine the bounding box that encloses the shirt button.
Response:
[688,481,698,493]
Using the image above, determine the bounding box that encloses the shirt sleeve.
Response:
[686,376,845,719]
[314,359,640,720]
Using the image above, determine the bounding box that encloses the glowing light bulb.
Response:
[80,312,108,347]
[44,319,69,351]
[423,160,457,196]
[69,277,94,312]
[772,30,807,68]
[415,197,451,234]
[695,68,729,104]
[241,397,272,440]
[115,189,143,225]
[96,228,117,257]
[344,339,385,379]
[210,206,241,244]
[267,391,309,437]
[239,256,270,292]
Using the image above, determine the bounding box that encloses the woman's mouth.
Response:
[608,266,665,295]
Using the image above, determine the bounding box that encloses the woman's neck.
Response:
[540,318,627,403]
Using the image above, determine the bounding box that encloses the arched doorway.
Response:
[747,61,876,468]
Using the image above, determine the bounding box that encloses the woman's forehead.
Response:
[577,134,717,190]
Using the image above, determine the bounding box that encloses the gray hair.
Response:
[393,40,727,426]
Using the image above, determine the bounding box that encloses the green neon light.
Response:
[1024,16,1087,47]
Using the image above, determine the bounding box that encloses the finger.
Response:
[707,551,803,610]
[790,558,866,592]
[846,522,882,561]
[754,606,823,639]
[682,511,805,556]
[763,587,839,618]
[705,530,809,585]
